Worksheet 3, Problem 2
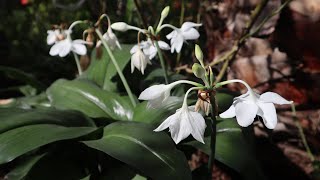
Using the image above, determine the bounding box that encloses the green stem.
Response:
[208,92,217,179]
[72,52,82,75]
[95,29,137,107]
[176,0,185,65]
[154,41,169,84]
[291,104,315,161]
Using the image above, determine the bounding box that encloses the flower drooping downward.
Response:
[130,47,151,74]
[154,104,206,144]
[219,80,293,129]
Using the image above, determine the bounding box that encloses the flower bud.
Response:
[195,44,203,64]
[192,63,205,79]
[111,22,129,32]
[161,6,170,19]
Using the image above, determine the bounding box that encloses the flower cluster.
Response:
[47,22,89,58]
[138,45,293,144]
[111,6,202,74]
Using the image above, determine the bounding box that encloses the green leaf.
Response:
[83,122,192,180]
[0,124,96,164]
[186,118,264,180]
[6,153,46,180]
[47,79,134,120]
[0,107,95,134]
[83,44,133,91]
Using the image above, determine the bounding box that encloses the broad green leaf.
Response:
[6,153,46,180]
[0,107,95,134]
[186,118,265,180]
[0,124,96,164]
[0,93,50,109]
[47,79,134,120]
[83,44,133,91]
[83,122,192,180]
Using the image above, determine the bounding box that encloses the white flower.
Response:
[47,30,60,45]
[154,105,206,144]
[220,91,293,129]
[96,27,121,50]
[166,22,202,53]
[130,39,170,60]
[138,83,175,108]
[47,29,71,45]
[130,48,151,74]
[49,38,88,57]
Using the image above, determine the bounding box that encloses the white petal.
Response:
[257,102,277,129]
[96,40,102,48]
[47,31,57,45]
[49,42,63,56]
[144,45,157,59]
[189,111,206,144]
[130,45,139,54]
[138,84,168,100]
[166,30,176,39]
[171,34,184,53]
[132,53,141,72]
[131,55,135,73]
[154,114,174,132]
[171,111,191,144]
[235,101,258,127]
[158,41,170,50]
[219,105,236,118]
[59,41,72,57]
[181,22,202,31]
[259,92,292,105]
[182,28,200,40]
[72,41,87,55]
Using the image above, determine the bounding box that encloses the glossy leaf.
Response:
[0,124,96,164]
[47,79,134,120]
[83,44,133,91]
[0,107,95,134]
[83,122,192,180]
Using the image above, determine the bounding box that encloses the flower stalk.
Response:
[72,52,82,75]
[208,91,217,179]
[95,29,137,107]
[154,40,169,84]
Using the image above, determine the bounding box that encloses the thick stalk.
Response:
[154,41,169,84]
[95,29,137,107]
[208,92,217,179]
[72,52,82,75]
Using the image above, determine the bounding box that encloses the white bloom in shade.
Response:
[96,27,121,50]
[166,22,202,53]
[47,30,60,45]
[130,39,170,60]
[220,91,293,129]
[130,48,151,74]
[49,38,88,57]
[154,105,206,144]
[139,83,175,108]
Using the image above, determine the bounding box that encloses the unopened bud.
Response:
[111,22,129,32]
[192,63,205,79]
[161,6,170,19]
[195,44,204,64]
